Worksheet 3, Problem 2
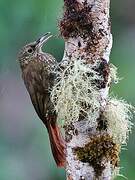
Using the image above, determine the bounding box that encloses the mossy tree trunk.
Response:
[57,0,120,179]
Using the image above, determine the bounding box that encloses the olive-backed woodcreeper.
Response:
[18,33,65,167]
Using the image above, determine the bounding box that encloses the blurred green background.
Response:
[0,0,135,179]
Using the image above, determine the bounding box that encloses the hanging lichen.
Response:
[51,59,103,127]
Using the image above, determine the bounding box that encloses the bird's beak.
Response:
[35,32,53,49]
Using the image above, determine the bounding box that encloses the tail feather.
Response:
[47,123,66,167]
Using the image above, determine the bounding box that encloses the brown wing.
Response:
[22,61,54,123]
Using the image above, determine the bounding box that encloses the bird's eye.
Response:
[27,48,33,54]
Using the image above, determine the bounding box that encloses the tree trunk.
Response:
[51,0,133,179]
[59,1,113,179]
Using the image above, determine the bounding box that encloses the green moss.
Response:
[74,133,120,178]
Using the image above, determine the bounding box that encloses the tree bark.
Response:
[57,0,119,179]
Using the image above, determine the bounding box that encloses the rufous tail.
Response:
[47,122,66,167]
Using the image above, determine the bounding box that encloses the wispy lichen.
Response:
[109,63,120,84]
[111,167,128,180]
[104,97,134,145]
[51,59,102,127]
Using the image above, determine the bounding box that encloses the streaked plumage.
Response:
[18,33,65,167]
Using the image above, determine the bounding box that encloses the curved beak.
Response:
[35,32,53,49]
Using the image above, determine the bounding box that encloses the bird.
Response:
[18,32,65,167]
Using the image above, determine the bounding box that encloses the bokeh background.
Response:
[0,0,135,179]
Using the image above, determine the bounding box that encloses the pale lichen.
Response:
[104,97,134,145]
[111,167,120,180]
[51,59,102,127]
[109,63,120,84]
[111,167,128,180]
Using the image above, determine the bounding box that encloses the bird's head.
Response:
[18,32,52,66]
